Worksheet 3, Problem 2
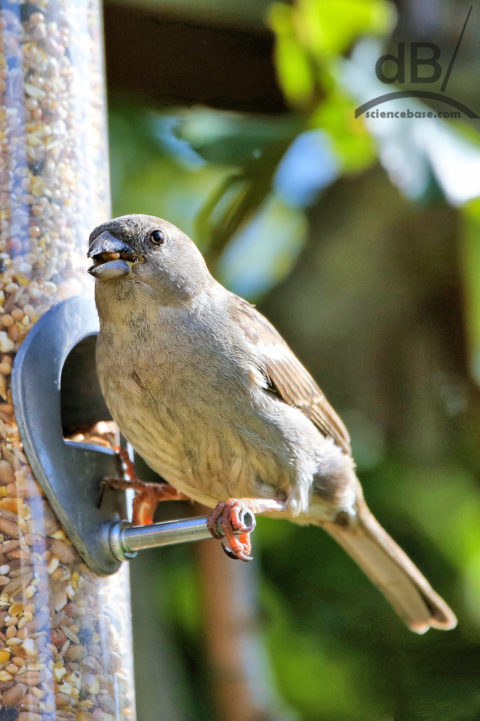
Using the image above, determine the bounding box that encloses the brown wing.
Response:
[233,296,351,455]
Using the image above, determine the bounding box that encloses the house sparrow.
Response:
[88,214,457,633]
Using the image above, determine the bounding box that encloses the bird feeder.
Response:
[0,3,258,717]
[0,2,135,717]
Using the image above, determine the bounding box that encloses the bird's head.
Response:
[87,214,212,306]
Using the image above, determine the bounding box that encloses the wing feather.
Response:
[233,296,351,455]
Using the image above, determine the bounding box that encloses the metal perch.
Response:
[107,511,256,561]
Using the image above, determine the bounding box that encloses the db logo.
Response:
[376,43,443,85]
[355,6,478,120]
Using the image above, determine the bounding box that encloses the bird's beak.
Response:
[87,231,140,281]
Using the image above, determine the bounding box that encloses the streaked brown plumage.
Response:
[88,213,457,634]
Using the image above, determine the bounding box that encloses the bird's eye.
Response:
[150,230,164,246]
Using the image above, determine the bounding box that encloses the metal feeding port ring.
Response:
[11,295,255,575]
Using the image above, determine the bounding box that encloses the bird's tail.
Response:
[320,498,457,633]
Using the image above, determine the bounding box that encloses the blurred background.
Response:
[102,0,480,719]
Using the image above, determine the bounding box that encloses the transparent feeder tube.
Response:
[0,2,135,719]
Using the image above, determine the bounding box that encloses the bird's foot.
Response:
[207,499,257,562]
[100,446,188,525]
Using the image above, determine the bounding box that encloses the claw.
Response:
[207,499,256,561]
[221,543,240,560]
[100,448,188,526]
[207,502,226,539]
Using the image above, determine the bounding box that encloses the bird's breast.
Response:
[95,306,321,510]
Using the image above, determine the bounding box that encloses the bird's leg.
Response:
[101,446,189,525]
[207,498,287,562]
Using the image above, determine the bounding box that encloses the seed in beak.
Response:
[98,251,121,262]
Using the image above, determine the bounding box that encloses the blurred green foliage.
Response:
[268,0,393,107]
[110,0,393,300]
[461,198,480,384]
[109,0,480,719]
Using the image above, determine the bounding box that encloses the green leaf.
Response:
[311,87,376,172]
[269,3,318,107]
[296,0,395,57]
[269,0,394,108]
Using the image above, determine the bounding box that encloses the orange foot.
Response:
[206,497,287,562]
[101,446,189,525]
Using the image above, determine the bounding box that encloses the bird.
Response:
[87,213,457,634]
